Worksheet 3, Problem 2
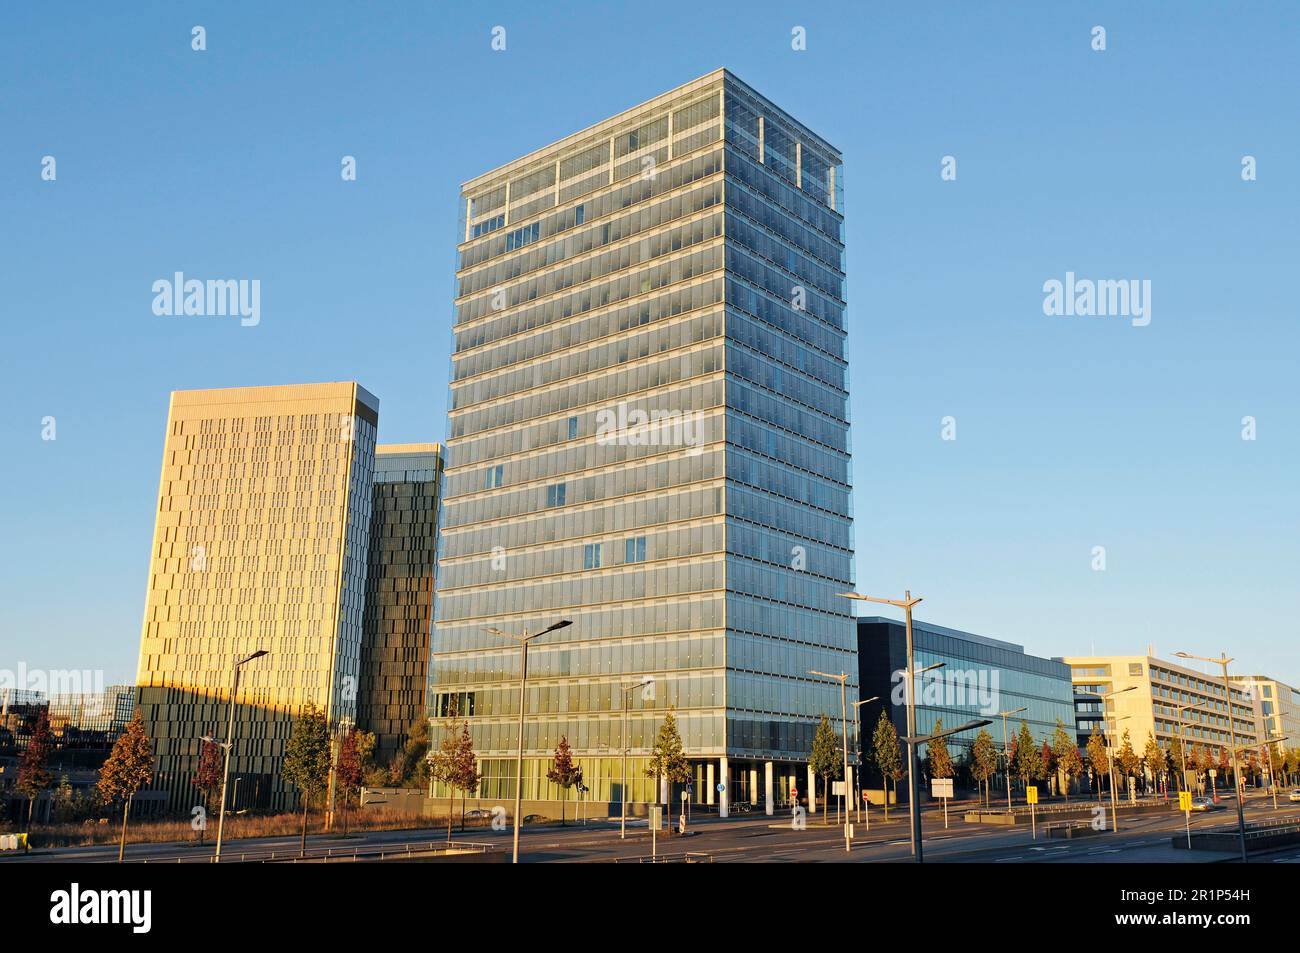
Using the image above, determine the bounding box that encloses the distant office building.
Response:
[1063,655,1264,757]
[357,443,443,767]
[135,382,378,812]
[0,688,48,754]
[435,69,853,812]
[45,684,135,767]
[858,618,1074,787]
[1235,675,1298,756]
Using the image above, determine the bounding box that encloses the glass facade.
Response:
[857,617,1075,781]
[357,444,443,767]
[135,382,378,812]
[435,70,855,806]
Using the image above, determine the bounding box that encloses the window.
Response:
[484,464,504,489]
[567,416,579,440]
[546,483,567,507]
[583,543,602,570]
[1129,663,1144,677]
[625,536,647,563]
[574,204,586,226]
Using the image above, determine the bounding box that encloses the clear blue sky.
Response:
[3,2,1297,688]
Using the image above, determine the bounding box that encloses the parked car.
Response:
[1288,789,1300,803]
[462,808,492,819]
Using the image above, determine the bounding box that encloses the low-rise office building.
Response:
[857,617,1074,790]
[1063,655,1264,760]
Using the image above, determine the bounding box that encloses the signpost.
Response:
[649,805,662,860]
[1026,784,1039,839]
[1179,789,1193,848]
[932,778,954,828]
[862,789,870,831]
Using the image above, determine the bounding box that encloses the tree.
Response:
[191,736,223,844]
[1142,732,1166,797]
[546,736,583,826]
[871,711,902,821]
[809,715,841,824]
[1013,721,1041,794]
[97,711,154,863]
[428,719,479,842]
[335,726,364,836]
[1052,720,1082,800]
[282,702,332,858]
[1216,747,1231,794]
[924,719,955,786]
[453,722,480,832]
[1086,727,1109,801]
[1039,740,1055,788]
[1116,730,1140,801]
[970,728,998,807]
[1167,736,1186,790]
[1188,743,1207,793]
[645,710,691,814]
[387,716,430,787]
[16,711,54,826]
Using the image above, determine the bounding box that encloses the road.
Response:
[4,795,1297,864]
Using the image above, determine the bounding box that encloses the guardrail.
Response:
[134,839,498,864]
[614,851,713,864]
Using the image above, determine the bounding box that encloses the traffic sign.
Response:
[1178,790,1192,812]
[862,790,869,801]
[931,778,954,799]
[1026,785,1039,805]
[716,782,725,793]
[832,781,846,796]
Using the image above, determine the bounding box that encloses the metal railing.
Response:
[134,839,498,864]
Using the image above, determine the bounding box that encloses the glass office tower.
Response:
[135,382,377,812]
[436,70,854,813]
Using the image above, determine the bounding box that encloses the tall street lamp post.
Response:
[620,678,653,840]
[851,695,879,824]
[901,718,992,863]
[997,706,1027,810]
[1080,686,1135,833]
[485,619,572,864]
[210,649,267,864]
[809,670,853,852]
[1175,652,1247,863]
[840,590,924,858]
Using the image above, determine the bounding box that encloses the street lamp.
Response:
[1175,652,1247,863]
[901,718,992,863]
[809,669,854,852]
[841,589,924,858]
[852,695,880,823]
[1079,686,1135,833]
[619,678,653,840]
[1263,731,1285,811]
[996,707,1027,811]
[485,618,573,864]
[211,649,268,864]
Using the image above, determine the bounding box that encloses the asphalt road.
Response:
[4,795,1298,864]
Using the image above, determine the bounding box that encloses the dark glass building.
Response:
[857,617,1074,790]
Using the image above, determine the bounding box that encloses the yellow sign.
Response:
[1026,785,1039,805]
[1179,790,1192,812]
